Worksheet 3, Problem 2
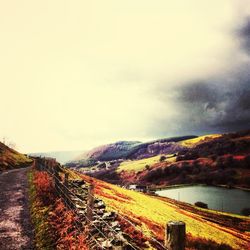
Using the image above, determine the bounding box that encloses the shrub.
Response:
[49,199,87,250]
[160,156,166,162]
[33,171,55,205]
[194,201,208,209]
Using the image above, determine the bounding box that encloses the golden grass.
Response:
[0,146,32,170]
[178,134,221,147]
[117,155,176,173]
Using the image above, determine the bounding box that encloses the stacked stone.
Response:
[66,179,137,249]
[68,180,89,220]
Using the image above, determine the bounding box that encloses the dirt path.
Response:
[0,167,34,250]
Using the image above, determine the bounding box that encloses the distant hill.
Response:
[75,141,142,162]
[0,142,32,171]
[69,136,197,167]
[29,150,83,164]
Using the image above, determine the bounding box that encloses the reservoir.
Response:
[156,185,250,215]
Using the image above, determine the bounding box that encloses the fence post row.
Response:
[165,221,186,250]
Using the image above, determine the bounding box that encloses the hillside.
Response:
[72,131,250,189]
[68,135,196,168]
[76,141,141,162]
[0,142,32,171]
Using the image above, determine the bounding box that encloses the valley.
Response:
[67,131,250,191]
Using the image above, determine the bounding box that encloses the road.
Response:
[0,167,34,250]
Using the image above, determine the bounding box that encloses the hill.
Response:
[75,141,141,162]
[0,142,32,171]
[71,131,250,189]
[68,135,196,168]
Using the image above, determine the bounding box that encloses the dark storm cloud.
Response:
[180,17,250,132]
[177,68,250,132]
[177,17,250,133]
[239,18,250,54]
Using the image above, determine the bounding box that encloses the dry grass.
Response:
[0,144,32,171]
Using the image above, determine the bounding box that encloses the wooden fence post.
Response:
[165,221,185,250]
[87,183,94,222]
[54,166,60,195]
[64,173,69,188]
[43,157,46,171]
[61,172,72,208]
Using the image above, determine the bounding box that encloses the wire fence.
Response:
[40,163,104,249]
[35,159,141,250]
[68,168,167,250]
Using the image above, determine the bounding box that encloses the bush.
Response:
[194,201,208,209]
[160,156,166,162]
[33,171,55,205]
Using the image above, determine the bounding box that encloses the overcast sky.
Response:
[0,1,250,153]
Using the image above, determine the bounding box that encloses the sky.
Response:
[0,0,250,153]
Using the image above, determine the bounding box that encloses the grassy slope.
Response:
[70,171,250,250]
[0,142,32,171]
[178,134,221,147]
[117,154,176,173]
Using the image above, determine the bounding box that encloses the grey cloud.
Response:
[177,69,250,132]
[116,24,250,139]
[239,18,250,54]
[150,16,250,137]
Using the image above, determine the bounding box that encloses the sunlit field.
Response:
[178,134,221,147]
[117,155,176,173]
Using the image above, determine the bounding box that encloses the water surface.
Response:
[156,185,250,215]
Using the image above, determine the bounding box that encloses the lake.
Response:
[156,185,250,215]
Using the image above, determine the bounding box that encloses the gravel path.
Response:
[0,167,34,250]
